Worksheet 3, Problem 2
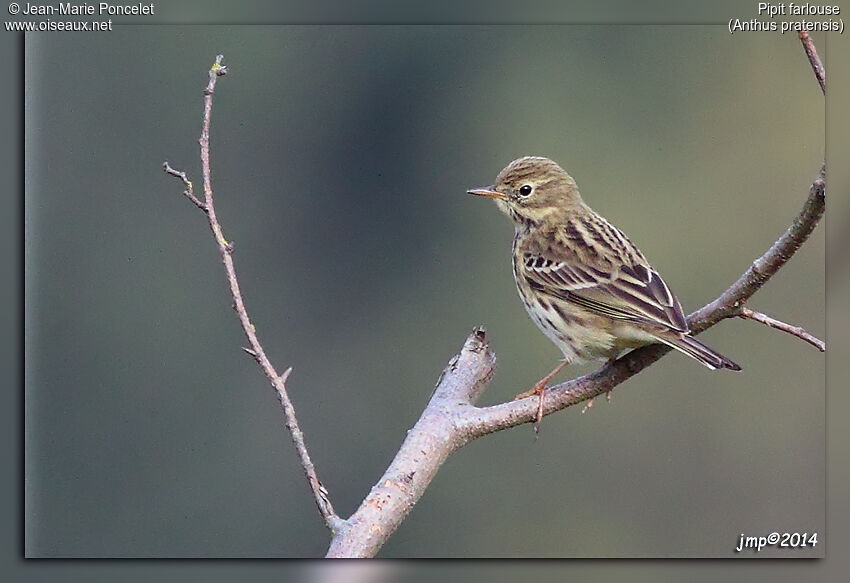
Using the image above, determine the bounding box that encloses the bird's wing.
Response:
[519,252,689,333]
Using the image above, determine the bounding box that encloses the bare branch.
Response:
[168,34,825,558]
[739,307,825,352]
[164,55,341,532]
[799,31,825,94]
[162,161,206,211]
[325,330,497,558]
[325,163,826,560]
[324,36,826,556]
[689,164,825,331]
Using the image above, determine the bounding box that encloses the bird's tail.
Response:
[658,334,742,371]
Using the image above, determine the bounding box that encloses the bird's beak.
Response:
[467,186,505,199]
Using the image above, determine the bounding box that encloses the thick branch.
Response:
[164,56,341,532]
[169,35,825,558]
[739,307,825,352]
[326,164,825,556]
[325,331,497,558]
[325,31,826,552]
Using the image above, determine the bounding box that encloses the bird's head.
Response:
[468,156,583,224]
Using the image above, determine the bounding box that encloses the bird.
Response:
[468,156,740,432]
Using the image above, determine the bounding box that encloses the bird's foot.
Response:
[513,380,549,437]
[514,383,546,401]
[514,360,571,437]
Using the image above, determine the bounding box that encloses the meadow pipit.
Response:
[469,156,740,430]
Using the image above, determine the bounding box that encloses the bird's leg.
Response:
[604,356,618,402]
[515,360,570,400]
[514,360,570,436]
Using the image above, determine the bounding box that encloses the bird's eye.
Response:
[519,184,533,196]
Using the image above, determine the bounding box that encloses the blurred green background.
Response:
[25,26,824,557]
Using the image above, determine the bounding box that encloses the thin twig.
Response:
[689,164,825,332]
[164,55,342,532]
[799,31,825,94]
[162,161,206,211]
[739,307,825,352]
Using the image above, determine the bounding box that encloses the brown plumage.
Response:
[468,156,740,430]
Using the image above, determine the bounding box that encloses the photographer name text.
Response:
[17,2,153,15]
